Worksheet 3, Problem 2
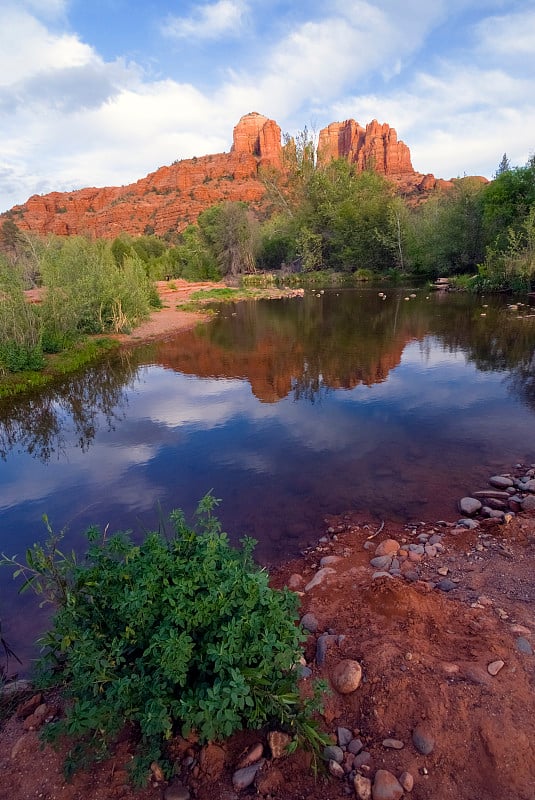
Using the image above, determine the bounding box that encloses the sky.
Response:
[1,0,534,213]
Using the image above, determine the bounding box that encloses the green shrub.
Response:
[2,496,327,783]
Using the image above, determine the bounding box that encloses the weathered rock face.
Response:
[4,112,458,239]
[231,112,282,168]
[317,118,413,175]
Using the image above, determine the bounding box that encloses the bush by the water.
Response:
[2,496,327,783]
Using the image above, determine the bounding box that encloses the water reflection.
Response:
[1,288,535,671]
[0,350,142,463]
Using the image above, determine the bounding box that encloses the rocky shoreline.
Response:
[2,464,535,800]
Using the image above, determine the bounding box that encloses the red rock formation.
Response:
[317,118,413,175]
[3,113,463,238]
[231,112,282,168]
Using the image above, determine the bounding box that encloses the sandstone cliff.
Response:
[3,113,450,239]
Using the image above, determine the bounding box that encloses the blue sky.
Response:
[1,0,534,212]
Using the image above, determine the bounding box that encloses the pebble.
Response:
[300,612,319,633]
[437,566,449,576]
[459,497,482,516]
[375,539,400,556]
[232,761,264,791]
[328,759,345,778]
[353,751,372,768]
[437,579,457,592]
[370,555,393,569]
[348,738,364,755]
[487,660,505,676]
[412,722,435,755]
[354,774,372,800]
[236,742,263,769]
[522,495,535,512]
[337,726,353,747]
[330,659,363,694]
[489,475,514,489]
[516,637,533,655]
[399,771,414,792]
[323,745,344,763]
[372,769,404,800]
[164,781,191,800]
[304,567,336,592]
[457,518,479,529]
[320,555,342,567]
[372,570,393,580]
[382,738,404,749]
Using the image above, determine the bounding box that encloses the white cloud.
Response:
[162,0,248,40]
[476,8,535,58]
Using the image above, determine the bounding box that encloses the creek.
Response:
[1,286,535,668]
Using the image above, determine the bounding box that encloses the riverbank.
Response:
[111,280,305,345]
[1,280,303,399]
[2,464,535,800]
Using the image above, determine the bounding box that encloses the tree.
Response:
[495,153,511,177]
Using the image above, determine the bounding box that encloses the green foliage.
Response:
[2,496,326,782]
[0,257,44,372]
[40,238,153,337]
[405,177,486,276]
[475,207,535,291]
[481,158,535,251]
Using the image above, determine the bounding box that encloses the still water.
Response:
[1,287,535,666]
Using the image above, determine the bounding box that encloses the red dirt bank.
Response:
[1,508,534,800]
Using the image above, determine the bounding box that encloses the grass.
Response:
[0,338,119,400]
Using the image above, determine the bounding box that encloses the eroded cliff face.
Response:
[4,112,451,238]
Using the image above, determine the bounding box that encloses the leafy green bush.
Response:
[3,497,327,783]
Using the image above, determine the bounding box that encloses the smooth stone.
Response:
[487,660,505,676]
[516,637,533,655]
[354,774,372,800]
[382,738,404,750]
[372,571,393,580]
[322,745,344,764]
[330,659,363,694]
[164,781,191,800]
[372,769,404,800]
[399,771,414,792]
[486,496,508,509]
[375,539,400,557]
[473,490,510,499]
[328,759,345,778]
[232,761,264,791]
[522,495,535,512]
[437,579,457,592]
[298,665,312,679]
[316,633,337,667]
[300,613,319,633]
[320,555,342,567]
[370,555,393,570]
[304,567,336,592]
[409,544,425,553]
[489,475,514,489]
[348,738,364,755]
[236,742,264,769]
[457,518,479,529]
[412,722,435,755]
[522,478,535,492]
[459,497,482,516]
[424,544,437,557]
[337,726,353,747]
[287,573,304,590]
[353,751,372,768]
[437,566,449,576]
